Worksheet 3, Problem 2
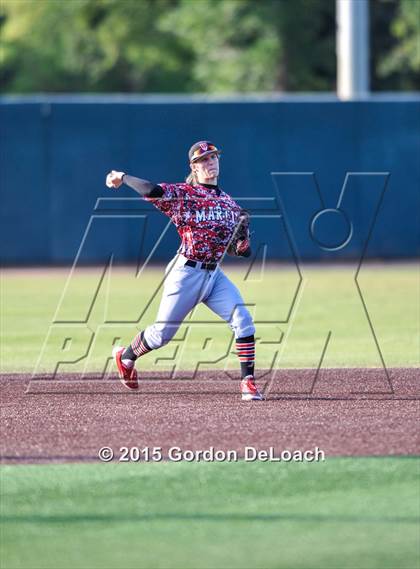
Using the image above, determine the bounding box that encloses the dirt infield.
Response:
[1,368,419,463]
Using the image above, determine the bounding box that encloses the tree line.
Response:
[1,0,419,94]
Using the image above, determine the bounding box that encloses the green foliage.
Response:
[159,0,284,92]
[160,0,335,92]
[378,0,420,87]
[277,0,336,91]
[0,0,418,93]
[0,0,193,93]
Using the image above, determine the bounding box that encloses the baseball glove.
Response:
[227,209,252,257]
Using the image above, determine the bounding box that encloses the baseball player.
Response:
[105,141,263,401]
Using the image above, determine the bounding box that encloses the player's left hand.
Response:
[227,209,252,257]
[236,239,252,257]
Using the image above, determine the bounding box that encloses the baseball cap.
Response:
[188,141,221,163]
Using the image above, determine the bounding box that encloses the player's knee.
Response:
[231,306,255,338]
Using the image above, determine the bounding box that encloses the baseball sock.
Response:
[122,331,152,363]
[236,335,255,379]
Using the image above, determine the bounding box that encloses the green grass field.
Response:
[1,458,419,569]
[1,263,419,373]
[1,264,419,569]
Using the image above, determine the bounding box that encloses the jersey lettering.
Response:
[145,183,243,262]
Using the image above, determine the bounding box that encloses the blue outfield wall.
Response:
[0,96,419,264]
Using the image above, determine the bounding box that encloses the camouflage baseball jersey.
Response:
[144,182,243,262]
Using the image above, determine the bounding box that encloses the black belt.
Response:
[185,259,217,271]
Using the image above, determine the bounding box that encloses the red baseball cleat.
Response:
[112,346,138,390]
[240,375,263,401]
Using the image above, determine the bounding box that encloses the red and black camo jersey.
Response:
[144,182,243,262]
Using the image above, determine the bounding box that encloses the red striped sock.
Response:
[236,336,255,378]
[130,331,152,358]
